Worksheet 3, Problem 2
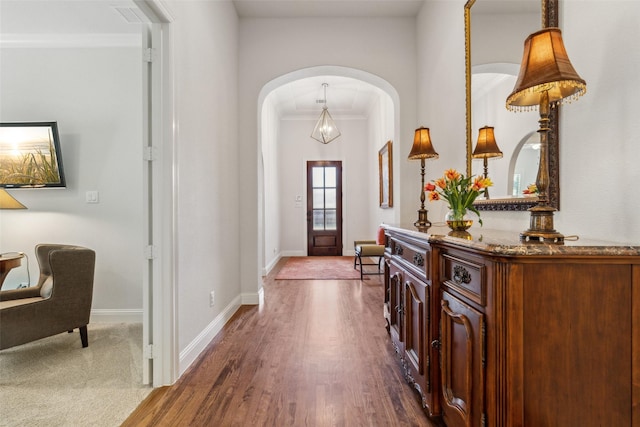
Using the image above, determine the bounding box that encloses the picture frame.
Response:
[0,122,66,188]
[378,140,393,208]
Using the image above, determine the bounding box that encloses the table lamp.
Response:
[408,127,439,231]
[472,126,502,199]
[506,27,586,243]
[0,189,27,209]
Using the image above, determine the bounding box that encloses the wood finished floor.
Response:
[122,258,438,426]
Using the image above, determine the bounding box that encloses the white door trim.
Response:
[136,0,178,387]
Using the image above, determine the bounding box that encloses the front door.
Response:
[307,161,343,256]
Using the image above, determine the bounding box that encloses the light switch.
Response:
[86,191,99,204]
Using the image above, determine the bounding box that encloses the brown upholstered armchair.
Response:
[0,244,96,350]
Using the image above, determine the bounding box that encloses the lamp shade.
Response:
[408,127,439,160]
[0,189,27,209]
[506,27,586,111]
[472,126,503,159]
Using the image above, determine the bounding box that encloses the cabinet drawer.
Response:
[390,238,430,279]
[440,253,486,306]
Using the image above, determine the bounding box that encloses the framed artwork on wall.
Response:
[378,140,393,208]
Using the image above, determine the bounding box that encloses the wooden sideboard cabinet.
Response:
[384,225,640,427]
[384,231,440,418]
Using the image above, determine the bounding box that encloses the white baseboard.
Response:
[241,290,261,305]
[263,254,281,276]
[90,309,143,323]
[179,295,243,376]
[281,250,305,257]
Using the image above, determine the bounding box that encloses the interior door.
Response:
[306,161,343,256]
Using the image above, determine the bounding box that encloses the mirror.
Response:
[465,0,560,211]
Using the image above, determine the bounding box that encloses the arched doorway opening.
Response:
[256,66,401,277]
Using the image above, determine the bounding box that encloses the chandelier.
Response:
[311,83,341,144]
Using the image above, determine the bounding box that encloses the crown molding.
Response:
[0,33,141,49]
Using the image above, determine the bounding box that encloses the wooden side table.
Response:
[0,253,24,289]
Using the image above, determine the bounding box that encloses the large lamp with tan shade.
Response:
[408,127,439,231]
[507,27,586,243]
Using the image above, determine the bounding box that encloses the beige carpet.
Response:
[0,323,151,427]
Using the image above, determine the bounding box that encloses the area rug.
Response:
[275,256,378,280]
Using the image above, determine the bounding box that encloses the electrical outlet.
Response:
[209,291,215,307]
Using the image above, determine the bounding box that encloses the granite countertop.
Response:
[383,224,640,257]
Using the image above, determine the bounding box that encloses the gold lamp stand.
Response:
[520,91,564,243]
[414,158,431,231]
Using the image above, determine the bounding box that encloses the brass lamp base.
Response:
[414,209,432,232]
[520,205,564,243]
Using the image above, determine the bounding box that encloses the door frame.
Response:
[136,0,178,387]
[306,160,343,256]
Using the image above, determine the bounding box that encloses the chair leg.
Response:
[79,325,88,348]
[358,254,364,280]
[354,255,357,270]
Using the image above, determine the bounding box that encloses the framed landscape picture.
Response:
[378,140,393,208]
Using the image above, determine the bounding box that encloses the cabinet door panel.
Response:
[404,274,427,377]
[441,291,485,427]
[389,266,404,353]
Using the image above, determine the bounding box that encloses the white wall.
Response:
[277,118,371,256]
[418,0,640,244]
[239,16,417,296]
[416,1,467,224]
[556,0,640,244]
[368,94,397,228]
[167,1,241,354]
[0,46,144,318]
[261,95,280,272]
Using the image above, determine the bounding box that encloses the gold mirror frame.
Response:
[465,0,560,211]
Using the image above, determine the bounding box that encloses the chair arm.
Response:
[354,240,377,247]
[0,286,41,301]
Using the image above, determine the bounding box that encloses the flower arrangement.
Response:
[425,169,492,227]
[522,183,538,196]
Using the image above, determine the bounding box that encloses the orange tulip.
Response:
[444,169,461,181]
[472,176,485,190]
[424,182,436,192]
[428,191,440,201]
[435,178,446,189]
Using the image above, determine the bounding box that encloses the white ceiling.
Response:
[0,0,145,34]
[234,0,424,18]
[268,75,387,120]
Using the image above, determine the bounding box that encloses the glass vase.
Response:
[445,209,473,231]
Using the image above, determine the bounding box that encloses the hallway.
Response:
[123,257,438,426]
